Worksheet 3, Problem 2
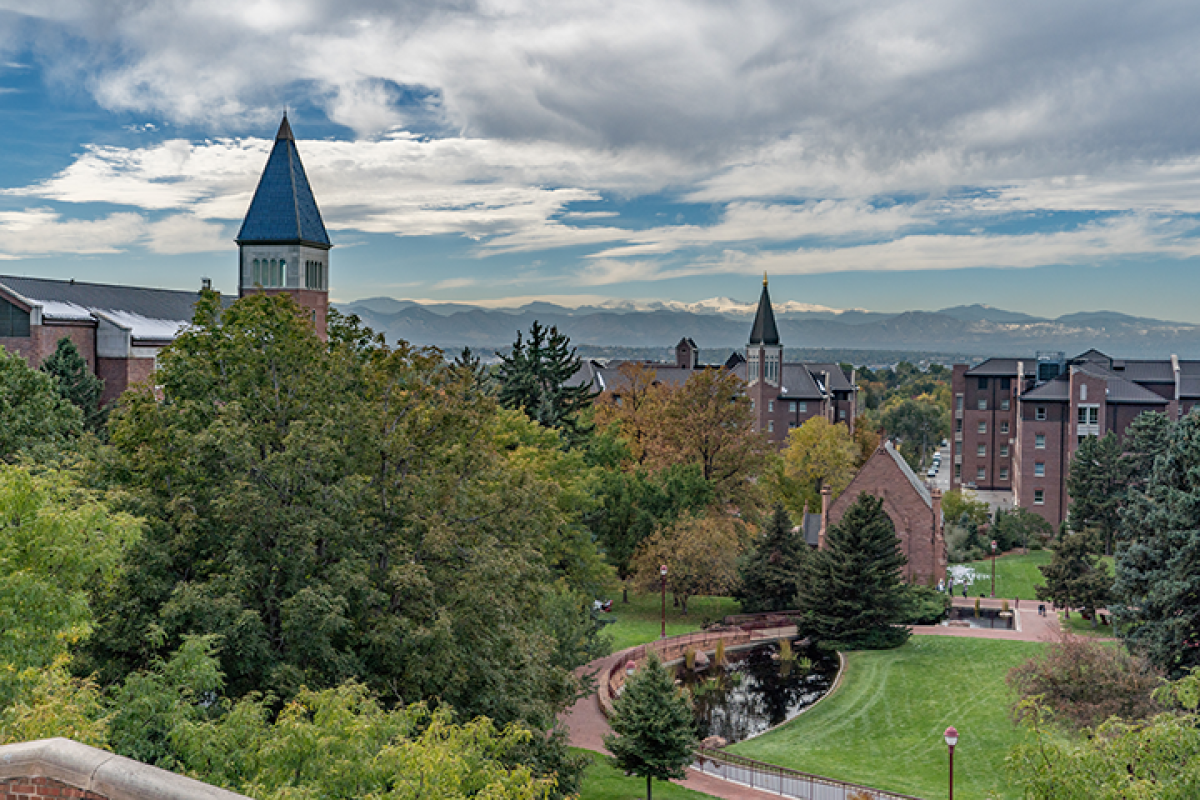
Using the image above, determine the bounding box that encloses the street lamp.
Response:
[659,564,668,639]
[990,539,997,598]
[944,726,958,800]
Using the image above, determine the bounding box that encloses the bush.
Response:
[992,507,1054,552]
[945,523,985,563]
[902,585,949,625]
[1007,632,1163,731]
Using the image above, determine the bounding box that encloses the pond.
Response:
[674,642,838,744]
[944,606,1015,630]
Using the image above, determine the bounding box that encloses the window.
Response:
[789,401,796,413]
[999,445,1009,457]
[977,467,986,481]
[956,419,963,433]
[955,442,962,455]
[0,297,31,338]
[1036,406,1047,421]
[954,464,961,480]
[768,401,774,413]
[1077,406,1099,426]
[788,421,796,429]
[1000,399,1010,411]
[839,409,846,419]
[955,395,963,411]
[1035,462,1045,477]
[977,421,987,434]
[977,444,986,457]
[767,421,774,433]
[999,468,1009,481]
[278,259,286,286]
[977,399,987,411]
[1000,378,1011,390]
[1035,433,1046,449]
[797,401,807,412]
[978,377,989,389]
[1034,489,1045,505]
[1000,421,1009,434]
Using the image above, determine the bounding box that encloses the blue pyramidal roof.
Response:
[236,116,331,247]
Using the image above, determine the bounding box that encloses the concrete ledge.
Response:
[0,739,250,800]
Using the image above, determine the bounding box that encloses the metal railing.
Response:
[693,747,925,800]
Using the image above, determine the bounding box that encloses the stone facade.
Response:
[823,442,946,586]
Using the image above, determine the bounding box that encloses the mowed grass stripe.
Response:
[730,636,1045,800]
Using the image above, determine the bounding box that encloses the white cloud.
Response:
[0,208,146,257]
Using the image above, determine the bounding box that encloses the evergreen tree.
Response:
[497,321,594,444]
[604,653,697,800]
[41,337,106,434]
[0,346,82,459]
[796,493,909,649]
[1121,410,1172,495]
[1066,432,1127,555]
[1036,529,1112,624]
[736,504,808,613]
[1113,411,1200,675]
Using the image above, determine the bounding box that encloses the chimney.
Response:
[1173,354,1182,418]
[818,485,832,551]
[201,277,212,291]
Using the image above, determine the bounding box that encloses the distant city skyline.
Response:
[4,3,1200,321]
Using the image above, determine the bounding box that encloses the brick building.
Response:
[822,441,946,585]
[951,349,1200,524]
[0,115,331,402]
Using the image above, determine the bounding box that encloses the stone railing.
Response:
[0,739,249,800]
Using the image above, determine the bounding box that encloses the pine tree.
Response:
[1066,432,1127,555]
[736,504,808,613]
[497,321,594,444]
[1122,410,1172,495]
[604,653,697,800]
[796,493,910,649]
[1036,528,1111,624]
[1114,411,1200,675]
[41,337,106,434]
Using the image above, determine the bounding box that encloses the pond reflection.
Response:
[675,642,837,743]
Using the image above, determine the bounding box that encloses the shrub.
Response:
[902,584,949,625]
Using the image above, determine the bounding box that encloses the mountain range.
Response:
[332,298,1200,359]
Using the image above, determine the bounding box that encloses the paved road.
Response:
[561,598,1061,799]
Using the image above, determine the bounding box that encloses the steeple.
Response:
[236,114,332,339]
[749,273,780,346]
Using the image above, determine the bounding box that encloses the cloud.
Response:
[144,214,228,254]
[0,208,147,257]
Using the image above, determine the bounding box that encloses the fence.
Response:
[693,747,925,800]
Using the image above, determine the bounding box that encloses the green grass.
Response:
[953,550,1053,600]
[603,593,741,653]
[574,748,715,800]
[1059,610,1118,638]
[730,636,1045,800]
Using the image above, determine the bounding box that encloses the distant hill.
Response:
[333,297,1200,359]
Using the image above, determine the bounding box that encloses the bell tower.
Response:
[747,274,783,437]
[236,114,332,338]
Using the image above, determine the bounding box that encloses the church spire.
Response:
[749,274,780,346]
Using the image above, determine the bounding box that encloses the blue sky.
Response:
[5,2,1200,320]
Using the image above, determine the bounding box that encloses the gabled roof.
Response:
[965,358,1036,377]
[748,277,780,346]
[806,363,855,392]
[1021,377,1069,401]
[778,363,824,399]
[883,440,932,508]
[1105,376,1170,405]
[236,116,331,247]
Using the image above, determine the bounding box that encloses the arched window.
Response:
[252,258,260,286]
[279,259,287,287]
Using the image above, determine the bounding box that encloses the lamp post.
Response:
[944,726,958,800]
[660,564,668,639]
[990,539,997,598]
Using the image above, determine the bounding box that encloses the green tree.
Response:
[41,337,106,434]
[1121,410,1172,495]
[1113,412,1200,675]
[1036,529,1112,624]
[941,489,991,528]
[604,653,697,800]
[0,346,82,459]
[498,321,594,445]
[1067,432,1127,556]
[735,504,808,613]
[630,512,745,615]
[796,493,910,649]
[879,395,949,470]
[991,507,1053,552]
[776,416,860,516]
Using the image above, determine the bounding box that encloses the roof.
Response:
[748,279,780,346]
[806,362,854,392]
[883,440,932,508]
[1112,359,1176,382]
[236,116,331,247]
[1020,377,1069,401]
[802,512,822,547]
[1018,366,1169,405]
[778,363,824,399]
[965,358,1036,377]
[1105,376,1169,405]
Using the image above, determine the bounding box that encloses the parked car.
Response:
[927,466,938,477]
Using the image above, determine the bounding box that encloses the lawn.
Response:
[952,549,1052,600]
[602,592,742,653]
[730,636,1045,800]
[574,748,714,800]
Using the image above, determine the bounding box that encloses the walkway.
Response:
[561,599,1061,799]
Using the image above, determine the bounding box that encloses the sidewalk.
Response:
[911,596,1060,642]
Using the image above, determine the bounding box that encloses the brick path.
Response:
[561,599,1062,799]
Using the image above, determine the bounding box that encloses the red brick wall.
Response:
[827,447,945,585]
[0,776,106,800]
[0,322,96,372]
[97,357,156,408]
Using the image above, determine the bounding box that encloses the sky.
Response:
[4,2,1200,321]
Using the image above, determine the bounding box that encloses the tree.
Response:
[776,416,860,517]
[1067,432,1127,555]
[593,362,664,466]
[630,512,745,615]
[604,653,697,800]
[991,507,1053,552]
[735,504,808,613]
[941,489,991,527]
[498,321,595,445]
[1121,410,1172,495]
[796,493,910,650]
[1036,529,1112,624]
[41,337,106,434]
[1113,412,1200,676]
[879,395,949,470]
[1007,631,1163,731]
[0,346,82,459]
